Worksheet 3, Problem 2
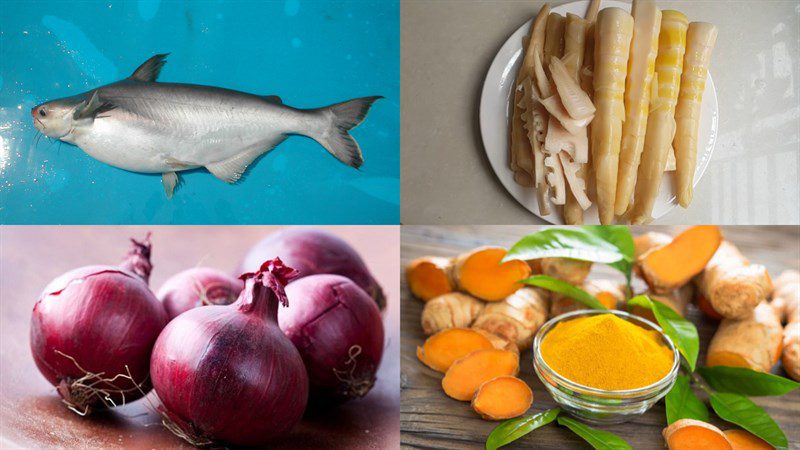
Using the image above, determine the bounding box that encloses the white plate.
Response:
[479,0,718,224]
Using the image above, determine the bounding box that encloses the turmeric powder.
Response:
[541,314,674,390]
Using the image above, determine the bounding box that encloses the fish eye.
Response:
[38,108,47,117]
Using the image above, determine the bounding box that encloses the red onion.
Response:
[156,267,242,319]
[29,235,167,415]
[150,258,309,446]
[282,274,384,404]
[239,227,386,310]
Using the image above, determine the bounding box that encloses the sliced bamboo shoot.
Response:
[675,22,718,208]
[614,0,662,215]
[563,13,590,225]
[591,7,634,224]
[510,4,551,185]
[545,116,588,163]
[544,152,566,205]
[540,95,593,135]
[544,13,566,67]
[550,56,596,120]
[560,152,592,210]
[630,10,689,224]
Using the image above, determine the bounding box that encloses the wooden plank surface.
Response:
[400,226,800,449]
[0,226,400,450]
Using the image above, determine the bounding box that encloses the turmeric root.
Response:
[406,256,455,301]
[723,430,772,450]
[471,376,533,420]
[699,241,773,319]
[540,257,592,285]
[632,284,693,323]
[472,287,550,350]
[706,302,783,373]
[550,279,625,316]
[454,247,532,301]
[417,328,499,373]
[782,321,799,381]
[697,293,724,321]
[639,225,722,294]
[421,293,484,335]
[634,231,673,260]
[663,419,732,450]
[771,269,800,324]
[442,349,520,401]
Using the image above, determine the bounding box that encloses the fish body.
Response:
[33,54,381,197]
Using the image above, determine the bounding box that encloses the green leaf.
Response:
[504,228,625,264]
[486,408,560,450]
[709,392,788,450]
[556,416,632,450]
[699,366,800,396]
[665,374,709,424]
[522,275,608,310]
[581,226,635,281]
[627,295,699,371]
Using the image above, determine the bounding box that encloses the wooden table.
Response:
[0,226,400,449]
[400,226,800,449]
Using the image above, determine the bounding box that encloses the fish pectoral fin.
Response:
[130,53,170,82]
[206,146,273,184]
[261,95,283,104]
[162,172,180,199]
[164,156,197,169]
[73,90,116,121]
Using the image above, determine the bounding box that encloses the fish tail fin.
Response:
[308,96,382,169]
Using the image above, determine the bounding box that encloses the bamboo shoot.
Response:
[675,22,718,208]
[630,10,689,224]
[591,8,634,224]
[614,0,662,215]
[563,13,590,224]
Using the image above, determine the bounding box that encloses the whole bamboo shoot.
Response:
[510,4,551,189]
[630,10,688,224]
[591,8,634,224]
[563,13,590,224]
[675,23,718,208]
[614,0,662,215]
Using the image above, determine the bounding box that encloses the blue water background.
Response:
[0,0,399,224]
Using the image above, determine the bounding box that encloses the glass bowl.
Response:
[532,309,680,424]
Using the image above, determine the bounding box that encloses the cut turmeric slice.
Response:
[699,241,773,319]
[421,292,484,335]
[662,419,733,450]
[706,303,783,372]
[634,231,673,260]
[416,328,497,373]
[724,430,772,450]
[639,225,722,293]
[442,349,520,401]
[406,256,455,301]
[471,376,533,420]
[454,247,532,301]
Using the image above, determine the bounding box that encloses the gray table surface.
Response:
[400,0,800,225]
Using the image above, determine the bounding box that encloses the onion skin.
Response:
[282,274,384,404]
[239,228,386,310]
[151,258,309,446]
[156,267,242,319]
[29,236,167,415]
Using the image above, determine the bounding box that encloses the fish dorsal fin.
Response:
[73,90,115,120]
[130,53,169,82]
[261,95,283,104]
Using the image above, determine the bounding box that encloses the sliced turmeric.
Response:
[634,231,673,260]
[471,376,533,420]
[550,278,625,317]
[454,247,532,301]
[632,284,693,323]
[724,429,773,450]
[699,241,773,319]
[639,225,722,294]
[421,292,484,335]
[406,256,455,301]
[706,302,783,373]
[416,328,497,373]
[662,419,732,450]
[540,257,592,285]
[442,349,519,401]
[472,287,550,350]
